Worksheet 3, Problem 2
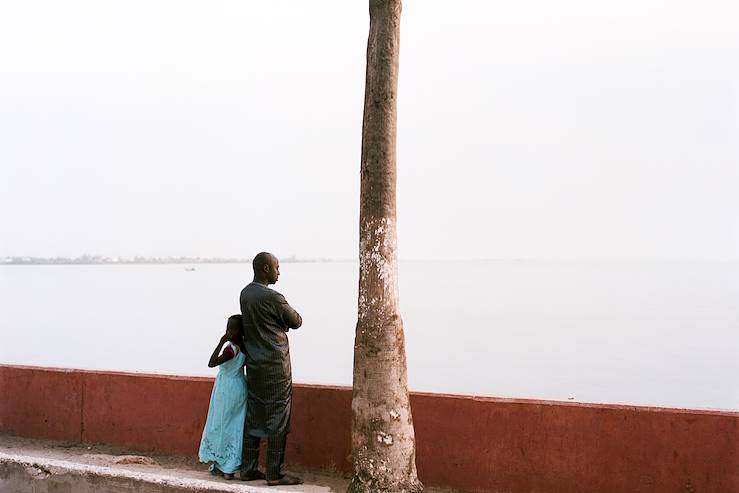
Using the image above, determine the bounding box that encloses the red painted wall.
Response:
[0,366,84,443]
[81,371,214,454]
[411,393,738,492]
[1,365,737,493]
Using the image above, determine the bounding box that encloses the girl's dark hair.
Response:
[227,314,243,334]
[227,314,246,352]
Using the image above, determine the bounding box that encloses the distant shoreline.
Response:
[2,257,734,265]
[1,256,345,265]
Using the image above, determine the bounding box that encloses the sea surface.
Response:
[1,261,737,411]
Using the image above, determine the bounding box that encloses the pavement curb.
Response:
[0,451,298,493]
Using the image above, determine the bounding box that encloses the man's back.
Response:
[240,282,302,369]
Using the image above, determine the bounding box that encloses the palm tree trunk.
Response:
[349,1,423,492]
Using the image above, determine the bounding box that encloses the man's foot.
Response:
[239,470,266,481]
[266,474,303,486]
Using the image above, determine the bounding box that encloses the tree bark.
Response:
[349,1,423,492]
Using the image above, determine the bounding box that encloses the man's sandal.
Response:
[266,474,304,486]
[239,470,266,481]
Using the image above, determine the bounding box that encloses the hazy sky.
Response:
[1,0,737,260]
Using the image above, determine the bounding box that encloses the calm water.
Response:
[1,261,737,410]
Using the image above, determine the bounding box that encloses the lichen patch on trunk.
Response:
[376,432,394,446]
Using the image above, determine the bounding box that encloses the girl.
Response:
[198,314,251,480]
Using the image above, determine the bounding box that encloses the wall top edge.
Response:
[2,364,736,417]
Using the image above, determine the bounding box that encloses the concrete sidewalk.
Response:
[0,435,344,492]
[0,435,460,493]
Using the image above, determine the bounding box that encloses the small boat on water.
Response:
[184,267,196,271]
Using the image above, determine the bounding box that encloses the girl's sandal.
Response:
[223,473,235,480]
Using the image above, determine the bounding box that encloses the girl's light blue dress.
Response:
[198,342,247,474]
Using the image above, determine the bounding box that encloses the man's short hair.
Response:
[252,252,274,273]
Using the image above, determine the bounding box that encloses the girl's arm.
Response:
[207,335,237,368]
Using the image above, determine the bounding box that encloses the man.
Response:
[239,252,304,486]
